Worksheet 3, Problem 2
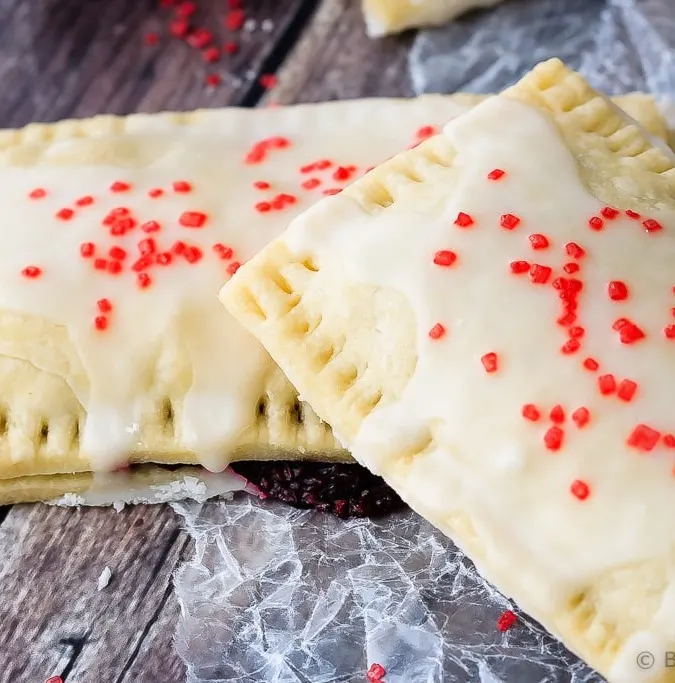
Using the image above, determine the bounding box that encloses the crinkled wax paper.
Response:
[409,0,675,97]
[172,496,602,682]
[171,2,675,681]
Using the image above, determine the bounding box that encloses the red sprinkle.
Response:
[107,261,122,275]
[487,168,505,181]
[202,46,220,63]
[569,326,585,339]
[454,212,474,228]
[302,178,321,190]
[550,405,565,424]
[583,357,599,372]
[144,31,159,46]
[510,260,530,274]
[141,220,161,233]
[544,426,564,451]
[226,261,241,275]
[500,213,520,230]
[110,181,131,193]
[224,9,245,30]
[169,18,189,38]
[643,218,663,233]
[614,319,645,344]
[627,424,661,452]
[529,264,552,284]
[522,404,540,421]
[56,208,74,221]
[565,242,585,259]
[156,252,173,266]
[563,262,580,274]
[132,255,153,272]
[481,352,498,373]
[80,242,95,258]
[600,206,619,219]
[572,407,590,428]
[254,180,271,190]
[173,180,192,193]
[138,238,157,256]
[183,246,204,263]
[588,216,604,230]
[223,41,238,54]
[528,233,549,250]
[598,374,616,395]
[322,188,341,196]
[45,677,63,683]
[332,166,354,182]
[148,188,164,198]
[557,312,576,327]
[21,265,42,279]
[255,201,272,213]
[94,315,108,331]
[259,73,278,89]
[570,479,590,500]
[416,125,437,139]
[663,434,675,448]
[176,1,197,17]
[561,339,580,355]
[366,663,386,682]
[75,195,94,207]
[428,323,446,340]
[179,211,207,228]
[97,298,112,313]
[664,324,675,339]
[617,379,637,402]
[212,243,234,259]
[607,281,628,301]
[496,610,517,632]
[433,250,457,267]
[29,188,47,199]
[187,27,214,49]
[94,258,107,271]
[205,73,221,87]
[137,273,152,289]
[625,209,641,220]
[109,246,127,261]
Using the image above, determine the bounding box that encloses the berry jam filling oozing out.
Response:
[230,460,405,519]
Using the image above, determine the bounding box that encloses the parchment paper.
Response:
[172,1,675,681]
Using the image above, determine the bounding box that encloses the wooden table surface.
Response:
[0,1,416,680]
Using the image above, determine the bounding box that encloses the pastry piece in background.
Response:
[0,95,488,507]
[221,59,675,682]
[362,0,503,37]
[0,91,667,509]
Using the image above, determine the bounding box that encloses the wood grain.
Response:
[0,0,318,127]
[0,503,189,682]
[271,0,415,104]
[0,0,418,680]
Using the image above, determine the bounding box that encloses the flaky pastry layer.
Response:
[221,61,675,682]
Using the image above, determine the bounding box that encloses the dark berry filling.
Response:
[230,460,406,519]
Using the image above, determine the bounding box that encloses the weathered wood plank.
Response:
[271,0,415,104]
[0,503,189,682]
[0,0,318,127]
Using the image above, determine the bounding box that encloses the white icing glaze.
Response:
[0,98,472,471]
[283,96,675,680]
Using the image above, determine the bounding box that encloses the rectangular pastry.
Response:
[221,60,675,682]
[0,94,502,505]
[0,92,667,506]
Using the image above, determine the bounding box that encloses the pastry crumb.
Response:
[97,566,113,591]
